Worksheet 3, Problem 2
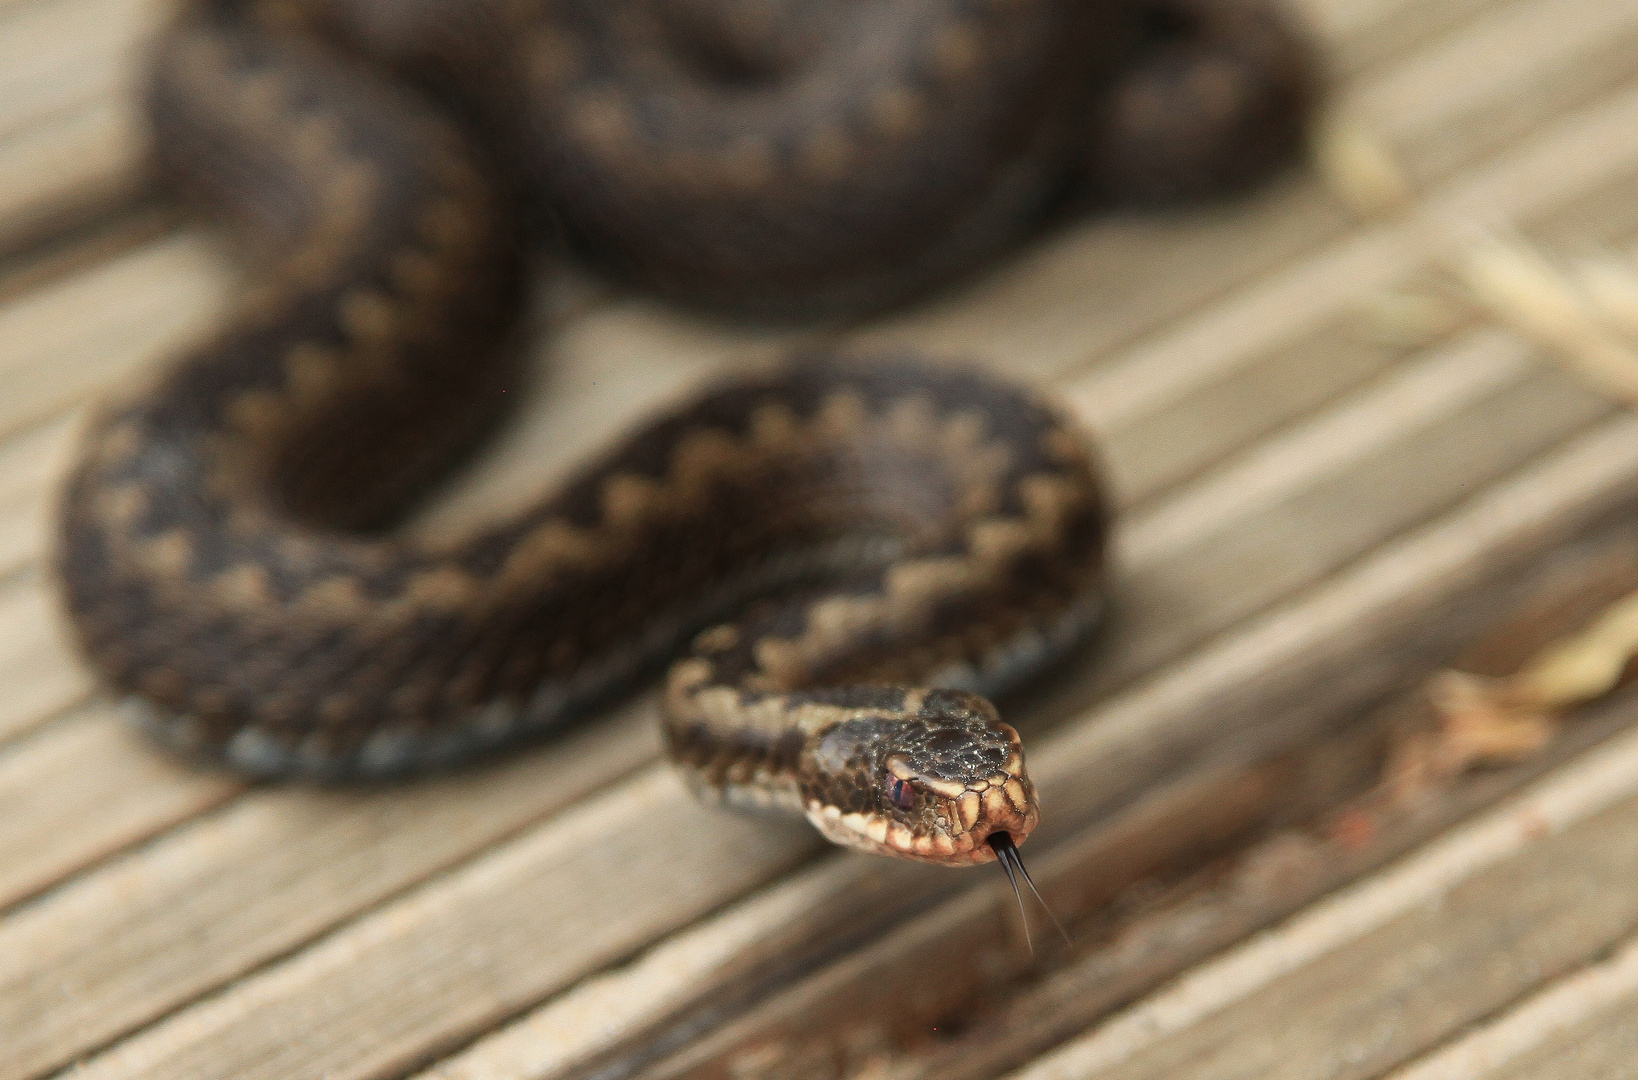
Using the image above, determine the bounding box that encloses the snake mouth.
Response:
[803,769,1039,866]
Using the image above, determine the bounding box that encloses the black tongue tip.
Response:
[989,831,1033,955]
[988,831,1073,952]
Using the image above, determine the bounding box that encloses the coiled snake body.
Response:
[55,0,1306,865]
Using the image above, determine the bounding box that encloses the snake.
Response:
[52,0,1308,870]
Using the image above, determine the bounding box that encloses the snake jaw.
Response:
[802,759,1040,866]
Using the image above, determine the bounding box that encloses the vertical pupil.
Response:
[889,779,914,809]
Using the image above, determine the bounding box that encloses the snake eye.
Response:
[887,778,915,811]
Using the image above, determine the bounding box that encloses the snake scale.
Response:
[54,0,1310,868]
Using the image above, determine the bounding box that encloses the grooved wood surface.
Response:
[5,1,1638,1079]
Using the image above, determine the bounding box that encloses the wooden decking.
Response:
[7,0,1638,1077]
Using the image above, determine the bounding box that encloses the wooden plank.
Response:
[1289,0,1500,80]
[0,576,91,744]
[0,8,1631,1080]
[0,0,1510,269]
[852,0,1638,391]
[1008,714,1638,1080]
[38,306,1638,1080]
[0,414,75,582]
[427,760,1309,1080]
[1380,932,1638,1080]
[0,55,1620,768]
[687,527,1638,1080]
[1068,74,1638,502]
[0,0,1596,353]
[0,0,1494,271]
[0,0,1618,520]
[0,290,1611,1080]
[1013,89,1638,747]
[853,175,1353,385]
[0,230,227,443]
[0,697,658,1080]
[0,0,1610,281]
[1331,0,1638,194]
[0,0,168,258]
[0,40,1586,848]
[9,65,1638,1080]
[0,708,239,913]
[1115,328,1535,564]
[0,412,74,514]
[0,206,176,309]
[0,39,1624,557]
[59,765,823,1080]
[1059,332,1609,714]
[0,97,146,260]
[0,0,161,145]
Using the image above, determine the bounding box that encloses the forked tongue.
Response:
[987,831,1071,955]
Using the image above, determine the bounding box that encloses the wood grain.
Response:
[717,530,1638,1080]
[0,698,658,1080]
[1,3,1637,1080]
[1382,932,1638,1080]
[1333,0,1638,193]
[1013,718,1638,1080]
[0,230,227,443]
[9,91,1638,1080]
[0,708,240,914]
[0,0,170,257]
[0,577,91,744]
[1068,75,1638,497]
[62,766,821,1080]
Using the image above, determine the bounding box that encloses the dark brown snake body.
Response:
[54,0,1308,865]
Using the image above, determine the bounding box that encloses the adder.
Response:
[54,0,1312,887]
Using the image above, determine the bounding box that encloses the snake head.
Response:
[799,689,1039,866]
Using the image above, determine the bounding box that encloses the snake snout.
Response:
[957,763,1041,863]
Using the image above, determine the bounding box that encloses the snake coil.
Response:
[55,0,1309,865]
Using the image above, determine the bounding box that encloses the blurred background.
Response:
[6,1,1638,1079]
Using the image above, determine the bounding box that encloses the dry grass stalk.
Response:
[1451,231,1638,407]
[1311,115,1417,218]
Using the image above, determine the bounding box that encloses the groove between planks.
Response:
[0,99,1624,1080]
[1381,931,1638,1080]
[1010,713,1638,1080]
[1063,73,1638,456]
[0,8,1631,1080]
[1332,0,1638,192]
[0,0,170,258]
